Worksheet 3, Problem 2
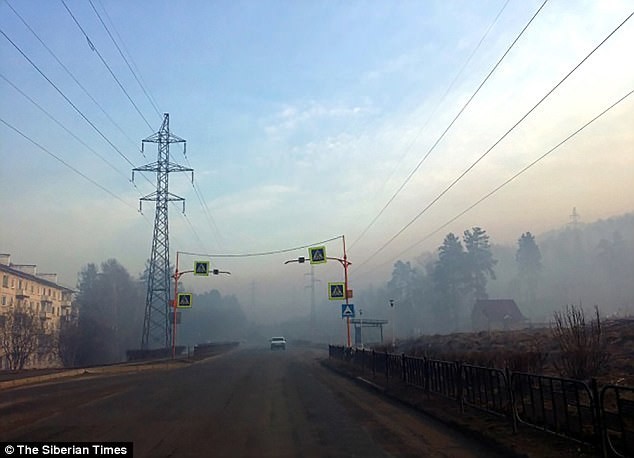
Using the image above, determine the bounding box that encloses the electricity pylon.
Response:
[133,113,193,349]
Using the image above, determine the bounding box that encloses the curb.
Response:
[0,360,189,390]
[0,348,238,390]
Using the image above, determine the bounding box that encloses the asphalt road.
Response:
[1,346,507,457]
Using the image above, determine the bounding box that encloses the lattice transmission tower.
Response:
[133,113,193,349]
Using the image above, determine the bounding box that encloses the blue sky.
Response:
[1,0,633,323]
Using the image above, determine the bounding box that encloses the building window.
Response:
[1,296,5,305]
[11,278,15,288]
[2,275,8,287]
[18,279,22,289]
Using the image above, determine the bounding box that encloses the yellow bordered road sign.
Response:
[309,246,326,264]
[194,261,209,276]
[177,293,193,308]
[328,282,345,300]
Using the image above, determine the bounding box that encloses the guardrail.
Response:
[329,345,633,457]
[512,372,598,443]
[601,384,634,457]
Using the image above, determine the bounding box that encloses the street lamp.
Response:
[359,308,364,349]
[284,238,353,347]
[172,251,231,358]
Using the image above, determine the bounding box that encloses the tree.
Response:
[432,233,466,330]
[179,289,247,345]
[74,259,144,365]
[387,260,425,337]
[463,227,497,300]
[0,307,45,371]
[516,232,542,308]
[57,316,81,368]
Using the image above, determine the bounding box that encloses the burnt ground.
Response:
[396,318,634,386]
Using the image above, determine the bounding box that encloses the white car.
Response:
[270,336,286,350]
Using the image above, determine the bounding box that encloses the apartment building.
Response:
[0,253,76,369]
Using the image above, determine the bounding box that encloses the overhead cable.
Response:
[0,27,140,169]
[354,9,634,270]
[354,88,634,276]
[179,148,224,249]
[59,0,154,131]
[0,117,137,211]
[3,0,145,158]
[88,0,162,119]
[349,0,548,250]
[0,73,132,184]
[178,235,343,259]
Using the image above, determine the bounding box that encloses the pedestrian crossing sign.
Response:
[328,282,345,300]
[341,303,355,318]
[309,246,326,265]
[177,293,193,308]
[194,261,209,276]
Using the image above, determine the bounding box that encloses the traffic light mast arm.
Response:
[172,251,230,359]
[326,256,351,268]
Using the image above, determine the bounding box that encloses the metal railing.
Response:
[462,364,511,418]
[601,384,634,457]
[511,372,597,443]
[329,345,633,457]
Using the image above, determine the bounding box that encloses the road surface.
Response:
[1,346,507,457]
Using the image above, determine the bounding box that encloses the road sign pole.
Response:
[172,251,180,359]
[343,235,351,348]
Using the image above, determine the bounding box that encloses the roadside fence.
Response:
[328,345,633,457]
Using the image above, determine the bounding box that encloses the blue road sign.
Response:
[341,303,355,318]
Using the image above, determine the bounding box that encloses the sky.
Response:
[1,0,633,323]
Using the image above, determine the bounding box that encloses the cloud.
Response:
[262,100,372,139]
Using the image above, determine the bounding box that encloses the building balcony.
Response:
[16,288,30,298]
[41,296,53,304]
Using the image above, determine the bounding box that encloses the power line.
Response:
[178,235,343,259]
[354,9,634,271]
[0,27,140,169]
[356,88,634,275]
[350,0,548,250]
[3,0,145,159]
[0,117,137,211]
[59,0,154,131]
[168,199,211,254]
[94,0,161,118]
[358,0,511,246]
[87,0,162,119]
[0,72,133,184]
[179,147,224,248]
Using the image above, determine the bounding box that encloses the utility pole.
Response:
[569,207,581,229]
[133,113,193,350]
[304,265,319,342]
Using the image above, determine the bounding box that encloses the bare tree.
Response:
[552,304,608,380]
[0,307,45,371]
[57,317,81,368]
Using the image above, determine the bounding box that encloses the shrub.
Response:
[552,304,609,380]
